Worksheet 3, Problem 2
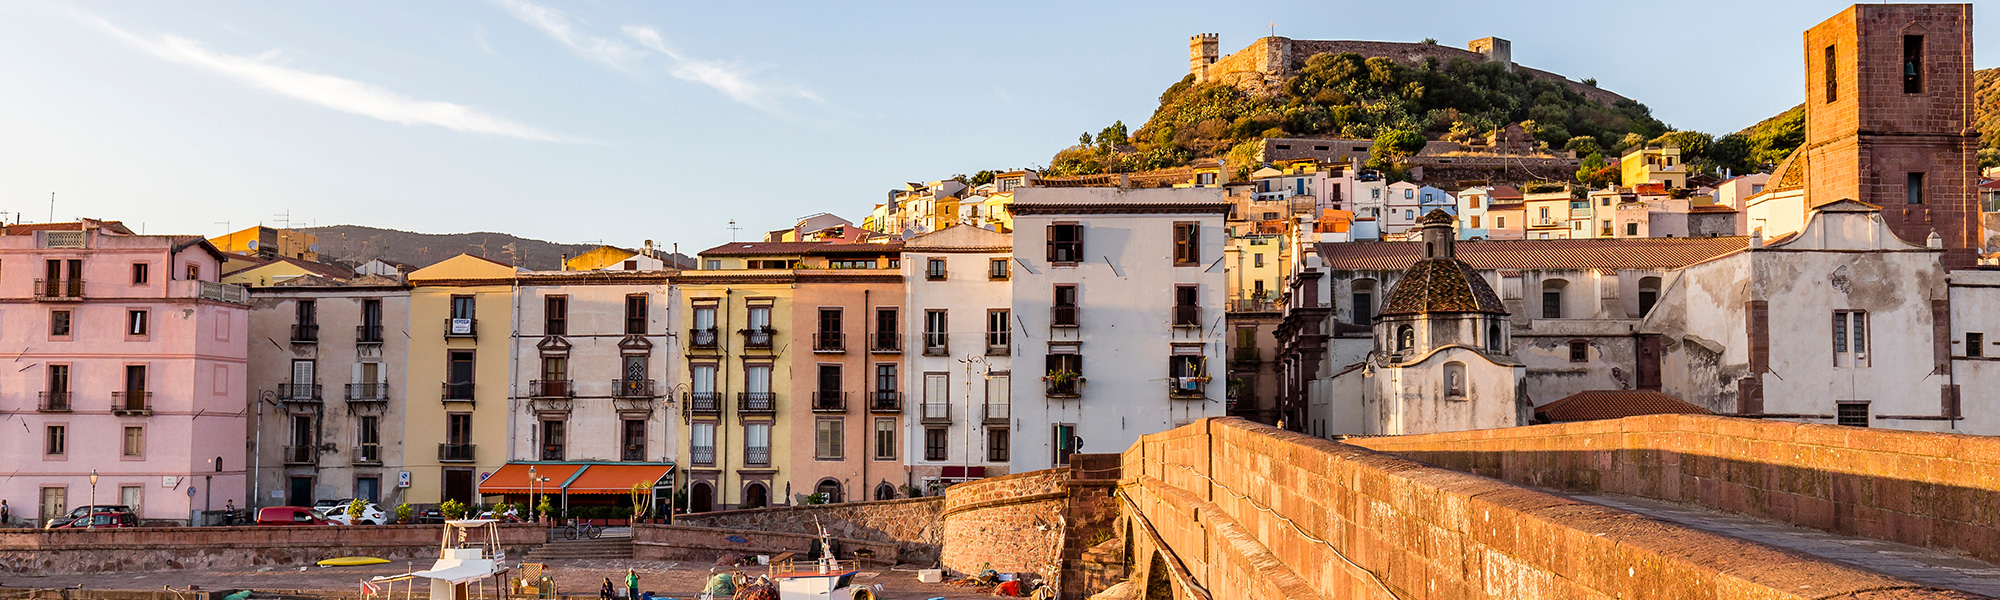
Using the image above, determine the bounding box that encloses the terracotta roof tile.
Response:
[699,241,903,257]
[1379,259,1507,316]
[1316,237,1748,271]
[1534,390,1714,423]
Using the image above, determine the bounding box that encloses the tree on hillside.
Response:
[1096,121,1130,147]
[1366,129,1427,176]
[1575,152,1619,188]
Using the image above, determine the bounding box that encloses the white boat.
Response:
[768,526,874,600]
[370,519,510,600]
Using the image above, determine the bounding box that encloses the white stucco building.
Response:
[509,271,679,468]
[900,226,1015,490]
[1006,187,1227,471]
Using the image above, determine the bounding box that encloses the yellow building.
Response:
[673,243,803,511]
[1619,145,1688,189]
[210,226,320,261]
[405,254,520,505]
[221,256,355,287]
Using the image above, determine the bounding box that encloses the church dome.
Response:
[1378,209,1507,317]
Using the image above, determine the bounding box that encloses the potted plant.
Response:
[347,498,367,524]
[1044,368,1083,395]
[629,482,654,525]
[536,496,554,525]
[439,499,467,520]
[395,503,413,524]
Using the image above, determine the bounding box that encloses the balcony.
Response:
[1174,305,1201,328]
[444,317,477,339]
[869,391,902,413]
[871,332,901,353]
[346,383,390,402]
[356,325,384,345]
[921,402,950,424]
[276,383,321,404]
[37,391,70,412]
[282,445,317,466]
[1231,347,1260,364]
[686,392,721,414]
[1045,378,1082,399]
[690,446,716,466]
[442,382,475,403]
[688,328,719,351]
[1051,306,1079,328]
[623,444,646,462]
[741,327,775,350]
[355,443,382,465]
[739,392,777,414]
[983,402,1011,424]
[438,443,475,462]
[541,445,564,461]
[528,379,573,399]
[612,379,657,399]
[813,332,845,353]
[33,279,83,301]
[111,391,152,416]
[1169,378,1207,400]
[811,391,847,413]
[192,280,248,304]
[986,335,1010,356]
[290,324,319,344]
[922,333,948,357]
[1231,299,1279,312]
[745,446,771,466]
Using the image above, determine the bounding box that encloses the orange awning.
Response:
[478,463,585,495]
[562,464,676,496]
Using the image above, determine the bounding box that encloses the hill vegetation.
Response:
[303,225,690,271]
[1729,67,1998,172]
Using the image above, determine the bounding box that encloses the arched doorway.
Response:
[874,482,896,501]
[689,482,714,514]
[815,479,843,503]
[742,482,769,509]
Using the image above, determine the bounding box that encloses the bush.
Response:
[439,499,467,520]
[395,503,412,523]
[347,498,367,521]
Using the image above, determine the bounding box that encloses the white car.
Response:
[323,502,386,525]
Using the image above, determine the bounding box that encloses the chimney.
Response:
[559,253,568,269]
[644,239,656,258]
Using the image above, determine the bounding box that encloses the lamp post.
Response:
[528,465,538,524]
[87,470,98,529]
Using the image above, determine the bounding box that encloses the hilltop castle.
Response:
[1188,34,1626,106]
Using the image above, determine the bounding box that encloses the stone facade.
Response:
[672,496,943,566]
[938,469,1067,579]
[632,523,899,564]
[0,524,543,574]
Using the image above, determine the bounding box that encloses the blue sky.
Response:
[0,1,1990,252]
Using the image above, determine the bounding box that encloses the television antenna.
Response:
[726,220,741,242]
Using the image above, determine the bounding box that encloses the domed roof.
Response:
[1378,258,1507,317]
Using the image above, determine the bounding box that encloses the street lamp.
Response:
[528,465,538,523]
[87,469,98,529]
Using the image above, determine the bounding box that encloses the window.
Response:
[1637,277,1661,317]
[130,262,148,285]
[1903,35,1923,94]
[1542,280,1566,319]
[1174,285,1200,326]
[185,263,200,281]
[704,260,720,270]
[1470,216,1481,229]
[45,425,64,456]
[540,420,565,460]
[1173,222,1200,265]
[1396,325,1414,352]
[816,419,844,459]
[1169,355,1207,397]
[817,308,843,351]
[989,258,1009,280]
[1969,332,1986,358]
[1569,340,1588,363]
[1834,310,1868,367]
[122,426,143,457]
[446,413,472,445]
[127,310,148,336]
[690,423,716,465]
[988,429,1010,462]
[625,294,648,334]
[50,310,70,337]
[450,295,474,320]
[1907,173,1925,205]
[1837,402,1869,427]
[1052,423,1078,466]
[1045,353,1082,396]
[1496,216,1506,228]
[1253,253,1264,268]
[1052,285,1079,327]
[1405,189,1414,199]
[1824,44,1838,103]
[1047,223,1083,263]
[828,259,873,269]
[1487,322,1504,352]
[1626,222,1639,236]
[924,428,948,461]
[874,307,898,351]
[1352,280,1375,325]
[358,416,381,463]
[987,309,1010,353]
[874,418,896,460]
[745,424,772,465]
[925,258,947,280]
[445,350,475,399]
[1405,210,1414,220]
[360,299,383,342]
[544,296,568,335]
[921,309,950,355]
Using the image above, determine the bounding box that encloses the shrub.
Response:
[439,499,467,520]
[347,498,367,521]
[395,503,412,523]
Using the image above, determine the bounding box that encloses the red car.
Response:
[256,506,337,526]
[57,510,138,528]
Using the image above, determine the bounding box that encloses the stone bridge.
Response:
[1113,416,2000,600]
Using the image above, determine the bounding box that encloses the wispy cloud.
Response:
[79,11,567,142]
[490,0,824,114]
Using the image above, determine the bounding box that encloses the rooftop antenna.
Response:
[48,192,55,223]
[726,220,741,242]
[1269,21,1277,38]
[272,210,292,229]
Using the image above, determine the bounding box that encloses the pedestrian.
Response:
[1,499,10,527]
[599,578,615,600]
[625,568,639,600]
[224,499,237,526]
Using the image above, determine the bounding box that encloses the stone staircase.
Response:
[524,529,634,561]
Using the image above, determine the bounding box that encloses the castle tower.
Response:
[1802,4,1977,269]
[1467,37,1513,72]
[1189,34,1218,82]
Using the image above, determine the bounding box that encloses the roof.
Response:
[0,220,135,235]
[477,462,674,496]
[1316,237,1750,271]
[697,241,904,257]
[1534,390,1714,423]
[1378,259,1507,317]
[562,463,676,495]
[477,463,586,495]
[1487,186,1523,200]
[1688,204,1739,214]
[237,255,356,280]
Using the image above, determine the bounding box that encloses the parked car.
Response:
[45,505,133,529]
[311,498,354,516]
[56,510,138,528]
[324,502,387,525]
[415,507,446,524]
[256,506,337,526]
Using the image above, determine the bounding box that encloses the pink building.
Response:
[0,220,249,526]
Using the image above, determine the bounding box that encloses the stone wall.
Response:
[1120,417,1980,600]
[673,497,942,566]
[938,468,1068,579]
[631,524,897,565]
[1352,413,2000,564]
[0,524,544,574]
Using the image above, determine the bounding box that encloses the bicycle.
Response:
[562,520,602,540]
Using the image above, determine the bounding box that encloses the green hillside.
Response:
[1734,67,1998,171]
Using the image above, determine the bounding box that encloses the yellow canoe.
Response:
[318,556,391,567]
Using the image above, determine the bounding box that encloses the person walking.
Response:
[1,499,11,527]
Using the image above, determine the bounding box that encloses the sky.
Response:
[0,1,1991,253]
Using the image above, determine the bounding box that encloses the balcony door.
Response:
[541,420,565,460]
[290,360,314,400]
